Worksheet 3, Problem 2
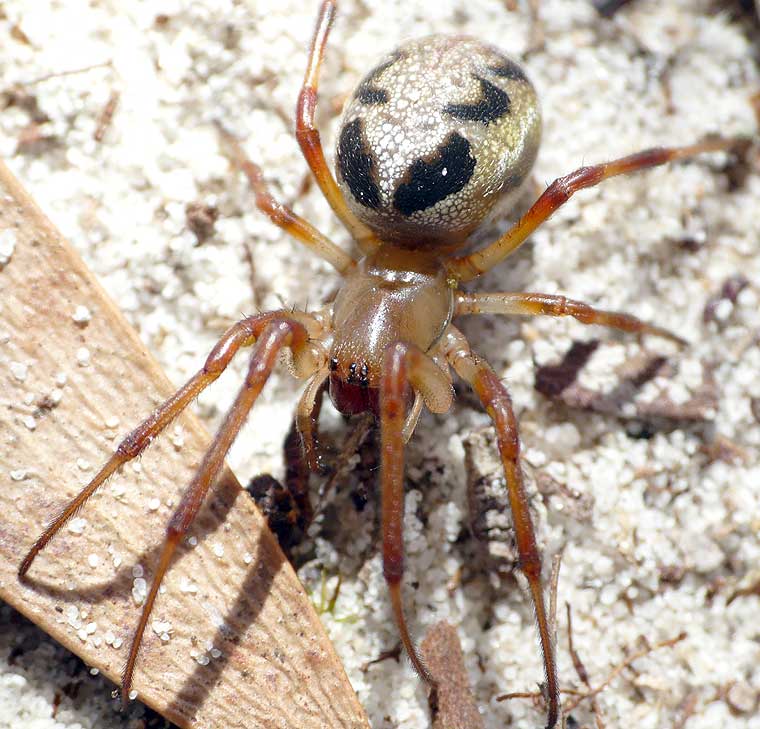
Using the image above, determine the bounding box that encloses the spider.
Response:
[18,2,740,727]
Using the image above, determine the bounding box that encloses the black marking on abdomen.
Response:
[444,76,510,125]
[357,86,388,104]
[488,59,528,82]
[337,118,381,209]
[354,53,400,106]
[393,132,476,216]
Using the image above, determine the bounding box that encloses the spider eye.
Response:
[393,132,476,216]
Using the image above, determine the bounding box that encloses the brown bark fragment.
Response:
[421,621,484,729]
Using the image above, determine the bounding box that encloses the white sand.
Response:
[1,1,759,727]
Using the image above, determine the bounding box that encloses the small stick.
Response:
[549,550,563,646]
[94,90,120,142]
[566,602,604,728]
[497,625,687,722]
[25,61,111,86]
[562,632,687,714]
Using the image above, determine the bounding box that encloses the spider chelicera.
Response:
[19,2,740,727]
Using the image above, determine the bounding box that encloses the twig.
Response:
[25,61,111,86]
[496,627,688,723]
[566,602,604,728]
[421,622,485,729]
[562,632,687,714]
[94,90,120,142]
[549,550,563,647]
[360,643,402,673]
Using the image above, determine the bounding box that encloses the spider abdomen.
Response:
[336,34,541,250]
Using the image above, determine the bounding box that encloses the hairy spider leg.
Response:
[218,127,355,274]
[456,292,687,345]
[18,312,291,577]
[120,318,311,703]
[296,0,381,254]
[380,342,452,684]
[445,326,559,729]
[449,136,743,282]
[20,312,324,703]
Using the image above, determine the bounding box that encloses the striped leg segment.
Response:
[449,137,743,282]
[456,291,686,344]
[445,327,559,729]
[296,0,380,253]
[380,341,451,684]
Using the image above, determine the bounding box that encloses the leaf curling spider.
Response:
[18,2,742,727]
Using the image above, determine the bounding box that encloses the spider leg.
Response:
[296,367,329,474]
[18,311,318,578]
[296,0,380,254]
[218,127,355,275]
[449,136,743,282]
[118,318,311,703]
[444,325,559,729]
[380,342,452,684]
[254,373,330,543]
[456,291,686,344]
